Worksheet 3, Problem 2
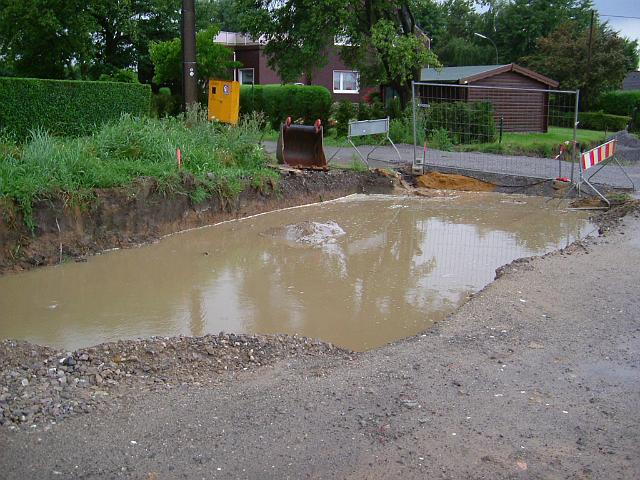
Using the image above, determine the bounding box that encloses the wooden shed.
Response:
[419,64,559,133]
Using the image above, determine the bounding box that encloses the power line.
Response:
[599,14,640,20]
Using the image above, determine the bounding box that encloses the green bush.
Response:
[428,128,454,151]
[152,88,182,118]
[592,90,640,116]
[239,84,332,131]
[357,102,371,121]
[385,97,403,120]
[335,101,356,137]
[0,77,151,139]
[423,101,497,144]
[578,111,630,131]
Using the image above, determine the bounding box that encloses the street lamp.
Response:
[474,32,499,65]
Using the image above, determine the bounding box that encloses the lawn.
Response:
[456,127,607,158]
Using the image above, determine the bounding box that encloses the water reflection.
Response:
[0,193,592,351]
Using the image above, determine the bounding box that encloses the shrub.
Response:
[423,101,497,144]
[239,84,332,131]
[335,101,355,137]
[578,111,630,132]
[152,87,182,118]
[592,90,640,117]
[0,77,151,139]
[357,102,371,121]
[428,128,454,151]
[385,97,403,120]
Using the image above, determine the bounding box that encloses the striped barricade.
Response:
[581,139,616,171]
[577,138,634,206]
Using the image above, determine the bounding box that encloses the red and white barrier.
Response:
[581,139,616,171]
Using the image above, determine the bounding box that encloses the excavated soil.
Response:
[415,172,496,192]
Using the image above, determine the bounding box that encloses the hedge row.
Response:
[0,77,151,139]
[423,101,497,144]
[592,90,640,117]
[578,111,631,132]
[239,84,332,130]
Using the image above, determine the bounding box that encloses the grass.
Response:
[0,111,278,229]
[456,127,607,158]
[262,124,607,158]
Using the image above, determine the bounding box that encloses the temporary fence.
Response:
[411,81,580,181]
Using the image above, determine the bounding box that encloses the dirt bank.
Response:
[1,204,638,479]
[0,169,395,275]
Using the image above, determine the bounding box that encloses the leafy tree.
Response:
[494,0,593,63]
[150,25,238,94]
[196,0,243,32]
[522,21,638,109]
[236,0,439,105]
[0,0,94,78]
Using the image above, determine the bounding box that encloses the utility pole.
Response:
[182,0,198,108]
[585,9,595,110]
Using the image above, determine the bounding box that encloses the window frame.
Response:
[238,68,255,85]
[333,70,359,94]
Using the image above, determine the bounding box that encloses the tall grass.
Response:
[0,112,277,228]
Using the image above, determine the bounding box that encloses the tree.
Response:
[150,25,238,94]
[196,0,243,32]
[0,0,94,78]
[494,0,593,63]
[236,0,438,105]
[522,20,638,109]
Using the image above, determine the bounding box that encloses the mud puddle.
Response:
[0,193,593,351]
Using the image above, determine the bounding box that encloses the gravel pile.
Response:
[0,334,346,430]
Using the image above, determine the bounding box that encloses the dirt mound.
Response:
[416,172,495,192]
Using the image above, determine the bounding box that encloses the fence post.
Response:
[412,81,418,173]
[499,116,504,144]
[571,89,580,183]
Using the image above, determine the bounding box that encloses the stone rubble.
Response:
[0,333,347,430]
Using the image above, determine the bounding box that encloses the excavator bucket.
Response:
[276,118,327,169]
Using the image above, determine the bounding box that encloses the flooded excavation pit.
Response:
[0,193,593,351]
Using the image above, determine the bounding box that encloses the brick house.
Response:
[214,31,366,101]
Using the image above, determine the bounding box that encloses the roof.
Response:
[420,63,559,88]
[622,71,640,91]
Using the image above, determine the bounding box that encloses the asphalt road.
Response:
[262,140,640,192]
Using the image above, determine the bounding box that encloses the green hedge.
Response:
[0,77,151,139]
[592,90,640,116]
[240,84,332,130]
[423,101,497,144]
[578,111,630,132]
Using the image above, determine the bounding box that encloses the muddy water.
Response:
[0,193,593,351]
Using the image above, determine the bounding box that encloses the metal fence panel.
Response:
[411,81,580,181]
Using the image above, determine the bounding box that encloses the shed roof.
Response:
[622,71,640,90]
[420,63,559,87]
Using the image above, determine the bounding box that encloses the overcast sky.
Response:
[593,0,640,42]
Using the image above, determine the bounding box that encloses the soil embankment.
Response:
[0,169,396,274]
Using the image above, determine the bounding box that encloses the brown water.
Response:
[0,193,593,351]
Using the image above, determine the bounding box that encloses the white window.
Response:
[333,70,359,94]
[238,68,254,85]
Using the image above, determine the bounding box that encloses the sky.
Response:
[594,0,640,43]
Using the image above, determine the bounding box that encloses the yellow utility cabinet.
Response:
[208,79,240,124]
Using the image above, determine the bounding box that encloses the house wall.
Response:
[232,45,367,102]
